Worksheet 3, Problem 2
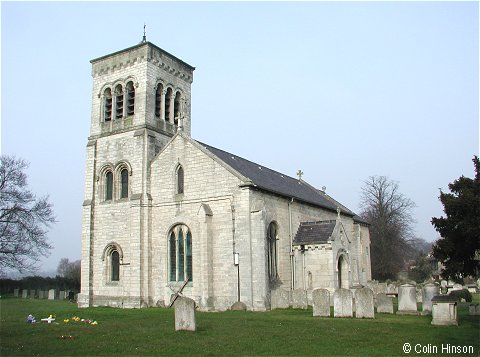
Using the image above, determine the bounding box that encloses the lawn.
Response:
[1,297,478,356]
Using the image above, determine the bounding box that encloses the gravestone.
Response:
[355,288,374,319]
[451,283,463,292]
[291,289,308,309]
[312,289,330,317]
[38,290,44,299]
[22,289,28,298]
[30,290,36,299]
[13,289,19,297]
[230,301,247,311]
[468,304,479,316]
[271,288,290,309]
[59,290,66,300]
[416,288,423,303]
[422,283,439,315]
[376,293,394,314]
[174,296,196,331]
[333,288,353,318]
[48,289,55,300]
[397,284,418,315]
[431,295,458,326]
[377,283,387,295]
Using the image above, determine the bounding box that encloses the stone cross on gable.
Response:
[297,170,304,180]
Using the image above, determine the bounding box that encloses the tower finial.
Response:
[142,23,147,43]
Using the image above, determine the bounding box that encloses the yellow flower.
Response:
[64,319,69,323]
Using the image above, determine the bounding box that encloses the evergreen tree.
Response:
[431,156,480,282]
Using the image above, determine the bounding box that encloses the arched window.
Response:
[102,243,123,283]
[173,91,181,125]
[267,222,278,283]
[126,81,135,116]
[155,84,163,118]
[105,171,113,201]
[176,165,184,194]
[120,168,129,199]
[168,225,192,282]
[103,88,112,122]
[165,87,173,123]
[114,84,123,119]
[111,250,120,281]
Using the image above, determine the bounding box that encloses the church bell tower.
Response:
[79,39,195,308]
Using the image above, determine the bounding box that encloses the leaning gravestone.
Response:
[334,288,353,318]
[48,289,55,300]
[422,283,439,315]
[376,293,394,314]
[174,296,196,331]
[13,289,19,298]
[271,288,290,309]
[397,283,418,315]
[355,288,374,319]
[291,289,308,309]
[312,289,330,317]
[22,289,28,298]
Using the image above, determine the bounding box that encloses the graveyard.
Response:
[1,292,478,356]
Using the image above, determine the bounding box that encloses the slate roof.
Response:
[293,221,337,245]
[197,141,356,216]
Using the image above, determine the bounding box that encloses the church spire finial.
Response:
[141,23,147,43]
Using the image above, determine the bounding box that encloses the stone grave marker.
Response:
[174,296,196,331]
[13,289,19,297]
[48,289,55,300]
[22,289,28,298]
[355,288,374,319]
[291,289,308,309]
[377,283,387,295]
[30,290,36,299]
[397,283,418,315]
[271,288,290,309]
[312,289,330,317]
[230,301,246,311]
[431,295,458,326]
[468,304,479,316]
[38,290,44,299]
[333,288,353,318]
[59,290,66,300]
[422,283,439,315]
[375,293,393,314]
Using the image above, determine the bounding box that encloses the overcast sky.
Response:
[1,1,478,275]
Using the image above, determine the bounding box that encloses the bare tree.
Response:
[359,176,417,280]
[57,258,81,289]
[0,155,55,273]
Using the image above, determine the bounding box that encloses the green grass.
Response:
[1,297,479,356]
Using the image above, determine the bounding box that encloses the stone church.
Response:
[78,39,372,311]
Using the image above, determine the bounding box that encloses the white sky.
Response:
[1,1,478,274]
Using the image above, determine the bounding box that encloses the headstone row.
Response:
[16,289,76,300]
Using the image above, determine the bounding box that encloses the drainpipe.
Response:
[302,246,306,291]
[288,198,294,290]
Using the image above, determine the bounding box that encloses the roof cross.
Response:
[297,170,304,180]
[142,23,147,43]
